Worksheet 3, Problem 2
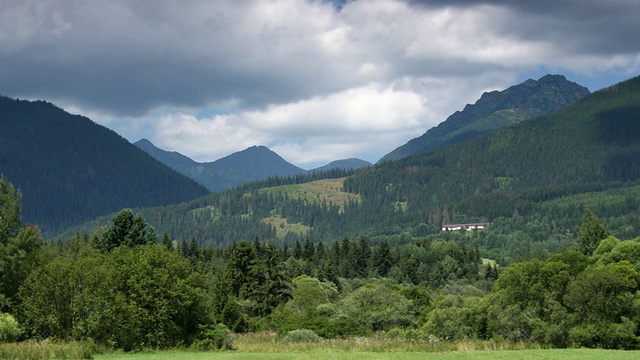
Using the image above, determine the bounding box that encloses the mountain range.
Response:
[379,74,590,163]
[60,75,640,254]
[5,73,638,249]
[134,140,307,192]
[135,139,372,192]
[0,93,372,235]
[0,96,209,235]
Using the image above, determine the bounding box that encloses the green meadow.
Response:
[97,349,640,360]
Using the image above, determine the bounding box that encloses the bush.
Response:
[385,328,425,341]
[282,329,322,343]
[569,319,639,349]
[314,315,369,338]
[191,324,234,351]
[0,313,22,343]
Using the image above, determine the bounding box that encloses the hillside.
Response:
[379,74,590,163]
[135,140,307,192]
[0,96,209,235]
[310,158,372,173]
[345,76,640,246]
[64,76,640,259]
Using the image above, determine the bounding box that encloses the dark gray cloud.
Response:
[1,0,638,118]
[0,0,638,166]
[0,1,353,116]
[408,0,640,54]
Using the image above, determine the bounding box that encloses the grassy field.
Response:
[257,178,361,210]
[96,349,640,360]
[96,334,640,360]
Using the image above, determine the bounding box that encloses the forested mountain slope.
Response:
[135,139,307,192]
[359,75,640,210]
[66,76,640,256]
[310,158,372,173]
[0,96,208,235]
[379,74,590,163]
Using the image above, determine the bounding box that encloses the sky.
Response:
[1,0,639,169]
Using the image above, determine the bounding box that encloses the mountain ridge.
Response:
[134,140,307,192]
[310,158,372,173]
[378,74,590,163]
[0,96,209,235]
[135,139,372,192]
[62,75,640,249]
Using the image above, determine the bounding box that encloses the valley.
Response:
[1,74,640,358]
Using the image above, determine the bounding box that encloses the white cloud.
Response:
[150,74,521,168]
[153,83,431,167]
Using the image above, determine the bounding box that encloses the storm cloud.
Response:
[1,0,638,167]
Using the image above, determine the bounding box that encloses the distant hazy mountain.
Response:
[311,158,372,173]
[135,140,307,192]
[0,96,208,235]
[378,74,590,163]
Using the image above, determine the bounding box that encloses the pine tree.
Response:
[576,209,610,256]
[293,239,303,259]
[226,241,257,297]
[373,239,392,277]
[0,178,22,244]
[302,238,315,261]
[96,209,154,252]
[315,241,326,264]
[354,236,371,277]
[339,237,354,278]
[162,233,174,252]
[188,237,200,262]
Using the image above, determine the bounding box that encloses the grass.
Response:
[257,178,361,211]
[261,216,310,238]
[96,349,640,360]
[0,340,95,359]
[95,333,640,360]
[256,177,361,238]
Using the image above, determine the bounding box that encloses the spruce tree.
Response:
[0,178,21,244]
[162,233,174,252]
[576,209,610,256]
[293,239,303,259]
[302,238,315,261]
[96,209,155,252]
[374,239,392,277]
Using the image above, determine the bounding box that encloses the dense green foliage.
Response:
[95,209,157,252]
[0,96,208,235]
[0,179,44,312]
[6,174,640,351]
[0,313,21,343]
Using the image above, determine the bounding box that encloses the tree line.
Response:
[4,176,640,350]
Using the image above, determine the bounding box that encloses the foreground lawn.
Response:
[96,334,640,360]
[97,349,640,360]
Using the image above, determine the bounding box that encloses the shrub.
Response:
[0,313,22,343]
[191,324,234,351]
[569,319,639,349]
[314,315,369,338]
[315,303,337,317]
[282,329,322,343]
[385,328,425,341]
